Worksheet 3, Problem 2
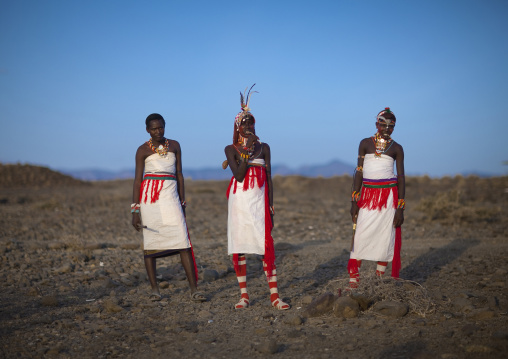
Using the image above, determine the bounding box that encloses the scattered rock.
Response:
[287,329,302,338]
[197,310,213,319]
[254,328,270,336]
[350,292,373,310]
[40,295,59,307]
[26,287,40,297]
[302,292,336,318]
[465,344,493,353]
[37,314,54,324]
[372,301,408,318]
[202,269,219,282]
[56,264,73,274]
[492,331,508,340]
[103,299,123,313]
[461,324,478,336]
[120,243,140,250]
[254,339,278,354]
[487,296,499,310]
[302,296,314,305]
[451,297,473,313]
[467,309,495,320]
[333,296,360,318]
[283,315,303,326]
[84,243,103,250]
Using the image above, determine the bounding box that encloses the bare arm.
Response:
[132,145,147,231]
[263,144,273,208]
[393,143,405,227]
[225,145,249,182]
[174,141,185,207]
[350,139,368,223]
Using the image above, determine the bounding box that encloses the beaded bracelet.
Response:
[269,205,275,215]
[181,201,187,208]
[355,166,363,172]
[131,203,140,214]
[397,199,405,209]
[351,191,360,202]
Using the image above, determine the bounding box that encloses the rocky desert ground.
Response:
[0,163,507,358]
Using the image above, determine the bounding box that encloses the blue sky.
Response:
[1,0,507,177]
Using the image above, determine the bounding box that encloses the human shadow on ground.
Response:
[378,339,431,359]
[276,247,351,296]
[399,237,480,283]
[275,237,480,297]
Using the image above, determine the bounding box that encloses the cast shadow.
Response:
[377,339,431,359]
[400,237,480,283]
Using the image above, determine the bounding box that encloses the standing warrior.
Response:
[348,107,405,287]
[224,85,290,310]
[132,113,205,302]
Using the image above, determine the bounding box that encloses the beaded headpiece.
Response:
[234,84,257,128]
[376,107,396,123]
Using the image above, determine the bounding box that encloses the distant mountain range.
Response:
[60,159,356,181]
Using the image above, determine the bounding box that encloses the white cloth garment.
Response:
[140,152,190,250]
[227,159,266,255]
[351,154,396,262]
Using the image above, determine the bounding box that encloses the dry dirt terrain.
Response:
[0,164,507,358]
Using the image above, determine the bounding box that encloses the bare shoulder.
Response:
[262,142,270,150]
[360,137,372,145]
[393,141,404,153]
[137,142,150,155]
[359,137,372,151]
[168,138,180,150]
[225,144,235,153]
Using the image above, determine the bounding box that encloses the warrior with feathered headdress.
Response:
[223,84,290,310]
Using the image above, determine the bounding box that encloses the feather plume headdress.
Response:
[235,84,258,128]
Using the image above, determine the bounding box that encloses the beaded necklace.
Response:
[372,133,394,158]
[241,138,255,157]
[148,138,170,156]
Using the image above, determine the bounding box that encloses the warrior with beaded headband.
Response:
[131,113,205,302]
[223,84,290,310]
[347,107,405,287]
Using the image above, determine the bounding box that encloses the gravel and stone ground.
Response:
[0,164,507,358]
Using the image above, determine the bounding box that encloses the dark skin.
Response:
[350,119,405,228]
[224,117,274,255]
[131,119,199,297]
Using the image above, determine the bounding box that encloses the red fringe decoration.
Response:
[140,179,166,204]
[226,166,266,198]
[391,227,402,278]
[227,166,274,278]
[358,186,398,210]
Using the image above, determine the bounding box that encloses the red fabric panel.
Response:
[391,226,402,278]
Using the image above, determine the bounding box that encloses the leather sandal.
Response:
[235,297,250,309]
[271,298,290,310]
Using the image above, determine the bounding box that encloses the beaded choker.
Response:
[372,133,393,158]
[148,138,170,156]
